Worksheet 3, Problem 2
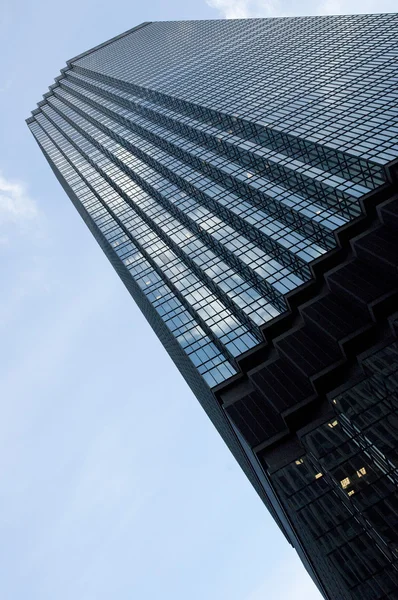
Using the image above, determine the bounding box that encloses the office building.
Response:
[27,15,398,599]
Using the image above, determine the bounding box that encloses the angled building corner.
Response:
[27,15,398,599]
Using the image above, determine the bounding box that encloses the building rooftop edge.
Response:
[25,14,398,124]
[25,21,152,124]
[66,21,152,66]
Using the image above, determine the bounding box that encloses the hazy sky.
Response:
[0,1,396,599]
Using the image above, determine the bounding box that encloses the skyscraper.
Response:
[27,15,398,599]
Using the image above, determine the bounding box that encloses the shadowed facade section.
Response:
[27,15,398,599]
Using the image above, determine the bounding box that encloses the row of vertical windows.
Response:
[29,15,398,387]
[74,16,398,166]
[29,118,254,386]
[272,342,398,597]
[46,94,305,298]
[40,101,283,326]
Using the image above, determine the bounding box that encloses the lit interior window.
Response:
[328,420,338,428]
[340,477,351,489]
[295,458,304,465]
[348,490,355,497]
[332,399,337,404]
[315,472,323,479]
[357,467,367,478]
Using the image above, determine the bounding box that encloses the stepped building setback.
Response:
[28,15,398,599]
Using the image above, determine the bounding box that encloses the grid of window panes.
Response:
[28,15,398,387]
[271,341,398,599]
[29,118,256,386]
[73,15,398,169]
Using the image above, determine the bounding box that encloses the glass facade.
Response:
[28,15,398,388]
[271,338,398,599]
[28,15,398,599]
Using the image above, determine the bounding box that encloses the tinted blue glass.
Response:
[28,15,398,387]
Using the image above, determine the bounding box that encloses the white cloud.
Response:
[0,79,12,93]
[0,172,41,244]
[317,0,397,14]
[0,173,45,324]
[206,0,282,19]
[207,0,397,18]
[0,172,37,225]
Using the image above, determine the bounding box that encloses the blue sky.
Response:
[0,1,397,599]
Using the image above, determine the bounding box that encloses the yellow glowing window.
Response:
[357,467,367,478]
[295,458,304,465]
[341,477,351,489]
[315,473,323,479]
[332,399,337,404]
[328,420,338,428]
[348,490,355,497]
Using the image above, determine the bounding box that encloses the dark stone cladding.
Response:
[214,157,398,459]
[33,124,326,588]
[214,156,398,470]
[212,159,398,598]
[25,17,398,598]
